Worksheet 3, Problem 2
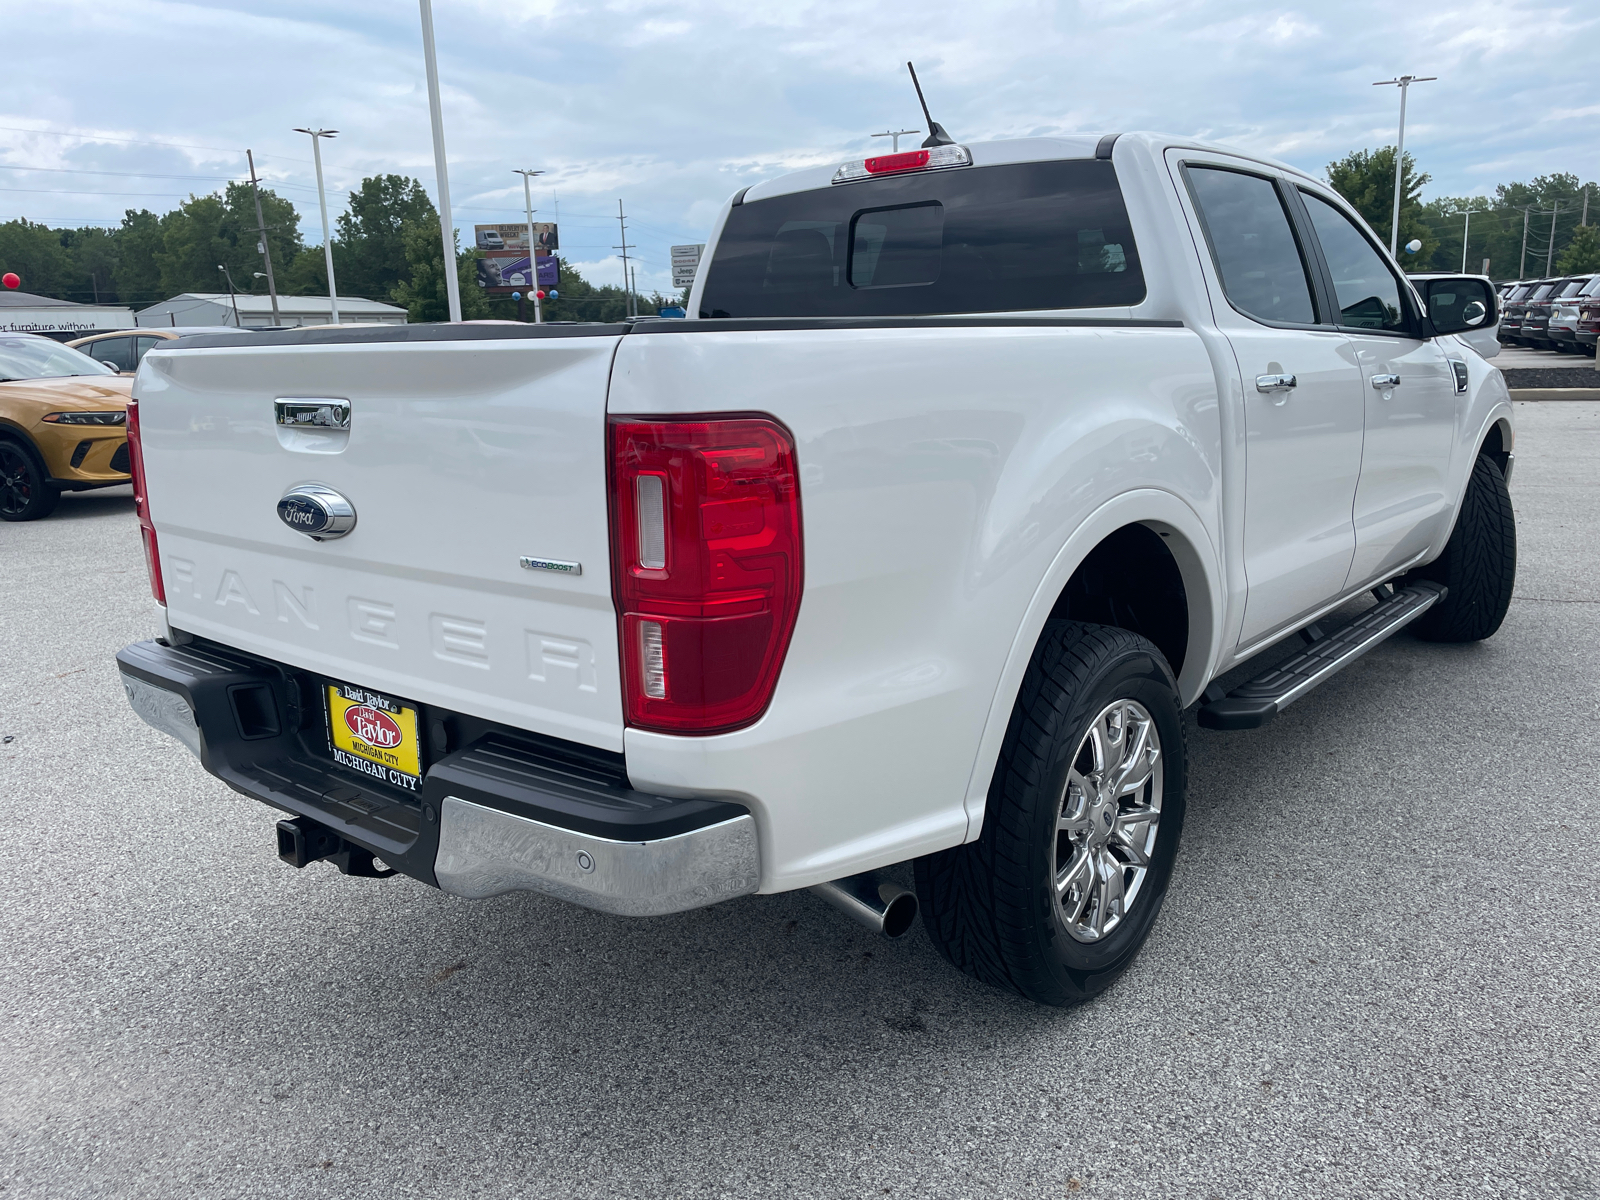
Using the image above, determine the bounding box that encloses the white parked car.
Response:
[117,132,1514,1005]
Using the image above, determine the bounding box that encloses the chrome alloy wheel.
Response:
[1053,698,1164,944]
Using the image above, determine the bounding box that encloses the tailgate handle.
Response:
[275,398,350,429]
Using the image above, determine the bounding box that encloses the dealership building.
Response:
[134,293,408,329]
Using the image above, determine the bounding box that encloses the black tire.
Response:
[1405,453,1515,643]
[0,437,61,522]
[915,622,1187,1007]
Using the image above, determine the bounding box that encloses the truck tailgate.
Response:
[136,331,626,751]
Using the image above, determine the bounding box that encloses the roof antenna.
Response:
[907,62,955,148]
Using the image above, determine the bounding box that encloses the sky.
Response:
[3,0,1596,300]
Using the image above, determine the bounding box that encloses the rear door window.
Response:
[135,336,165,365]
[701,159,1144,318]
[1185,166,1318,325]
[87,336,135,371]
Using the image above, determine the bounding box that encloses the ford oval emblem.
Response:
[277,483,356,541]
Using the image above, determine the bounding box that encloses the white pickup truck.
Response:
[117,132,1515,1006]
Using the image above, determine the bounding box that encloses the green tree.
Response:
[282,245,329,296]
[0,219,73,297]
[337,174,437,301]
[1557,224,1600,273]
[390,222,488,322]
[155,183,302,298]
[1327,146,1431,263]
[57,225,120,304]
[110,209,168,308]
[1413,175,1598,280]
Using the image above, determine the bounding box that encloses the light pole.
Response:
[1453,204,1486,273]
[294,127,341,325]
[872,129,920,152]
[216,265,242,327]
[513,168,544,324]
[1372,74,1437,256]
[417,0,462,323]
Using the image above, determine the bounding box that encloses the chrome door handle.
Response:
[1255,373,1297,393]
[1370,373,1401,389]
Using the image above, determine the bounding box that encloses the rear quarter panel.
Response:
[609,323,1221,889]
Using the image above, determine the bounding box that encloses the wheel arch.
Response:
[1479,411,1513,478]
[0,416,41,451]
[959,488,1223,843]
[1425,399,1515,562]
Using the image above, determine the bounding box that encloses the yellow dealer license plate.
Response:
[326,684,422,792]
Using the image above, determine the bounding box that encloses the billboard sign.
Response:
[671,243,705,290]
[475,254,560,291]
[475,223,558,253]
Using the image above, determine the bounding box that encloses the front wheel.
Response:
[916,622,1186,1007]
[1405,453,1515,643]
[0,438,61,522]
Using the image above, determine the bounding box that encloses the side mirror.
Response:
[1422,277,1498,337]
[99,360,121,371]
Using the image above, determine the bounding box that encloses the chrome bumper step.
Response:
[1199,582,1447,731]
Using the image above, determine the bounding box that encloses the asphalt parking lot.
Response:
[3,402,1597,1200]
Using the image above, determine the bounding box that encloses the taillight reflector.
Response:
[125,397,165,605]
[609,416,802,734]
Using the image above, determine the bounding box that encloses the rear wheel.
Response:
[916,621,1186,1007]
[0,438,60,522]
[1405,453,1515,643]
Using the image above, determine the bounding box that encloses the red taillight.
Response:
[865,149,930,175]
[608,415,802,734]
[125,397,165,604]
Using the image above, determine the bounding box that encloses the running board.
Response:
[1199,582,1447,731]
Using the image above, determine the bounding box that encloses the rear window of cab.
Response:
[700,159,1146,318]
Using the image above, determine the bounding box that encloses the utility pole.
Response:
[294,128,341,324]
[1520,208,1530,277]
[1372,74,1437,256]
[418,0,462,322]
[1582,184,1590,227]
[246,149,281,326]
[1545,201,1560,275]
[614,200,636,318]
[872,129,920,152]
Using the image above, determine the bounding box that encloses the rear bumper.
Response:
[117,636,758,915]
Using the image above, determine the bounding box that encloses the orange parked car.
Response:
[0,333,132,521]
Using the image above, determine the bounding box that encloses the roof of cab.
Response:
[736,131,1322,207]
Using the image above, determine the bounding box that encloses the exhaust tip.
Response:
[880,887,918,939]
[809,870,919,939]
